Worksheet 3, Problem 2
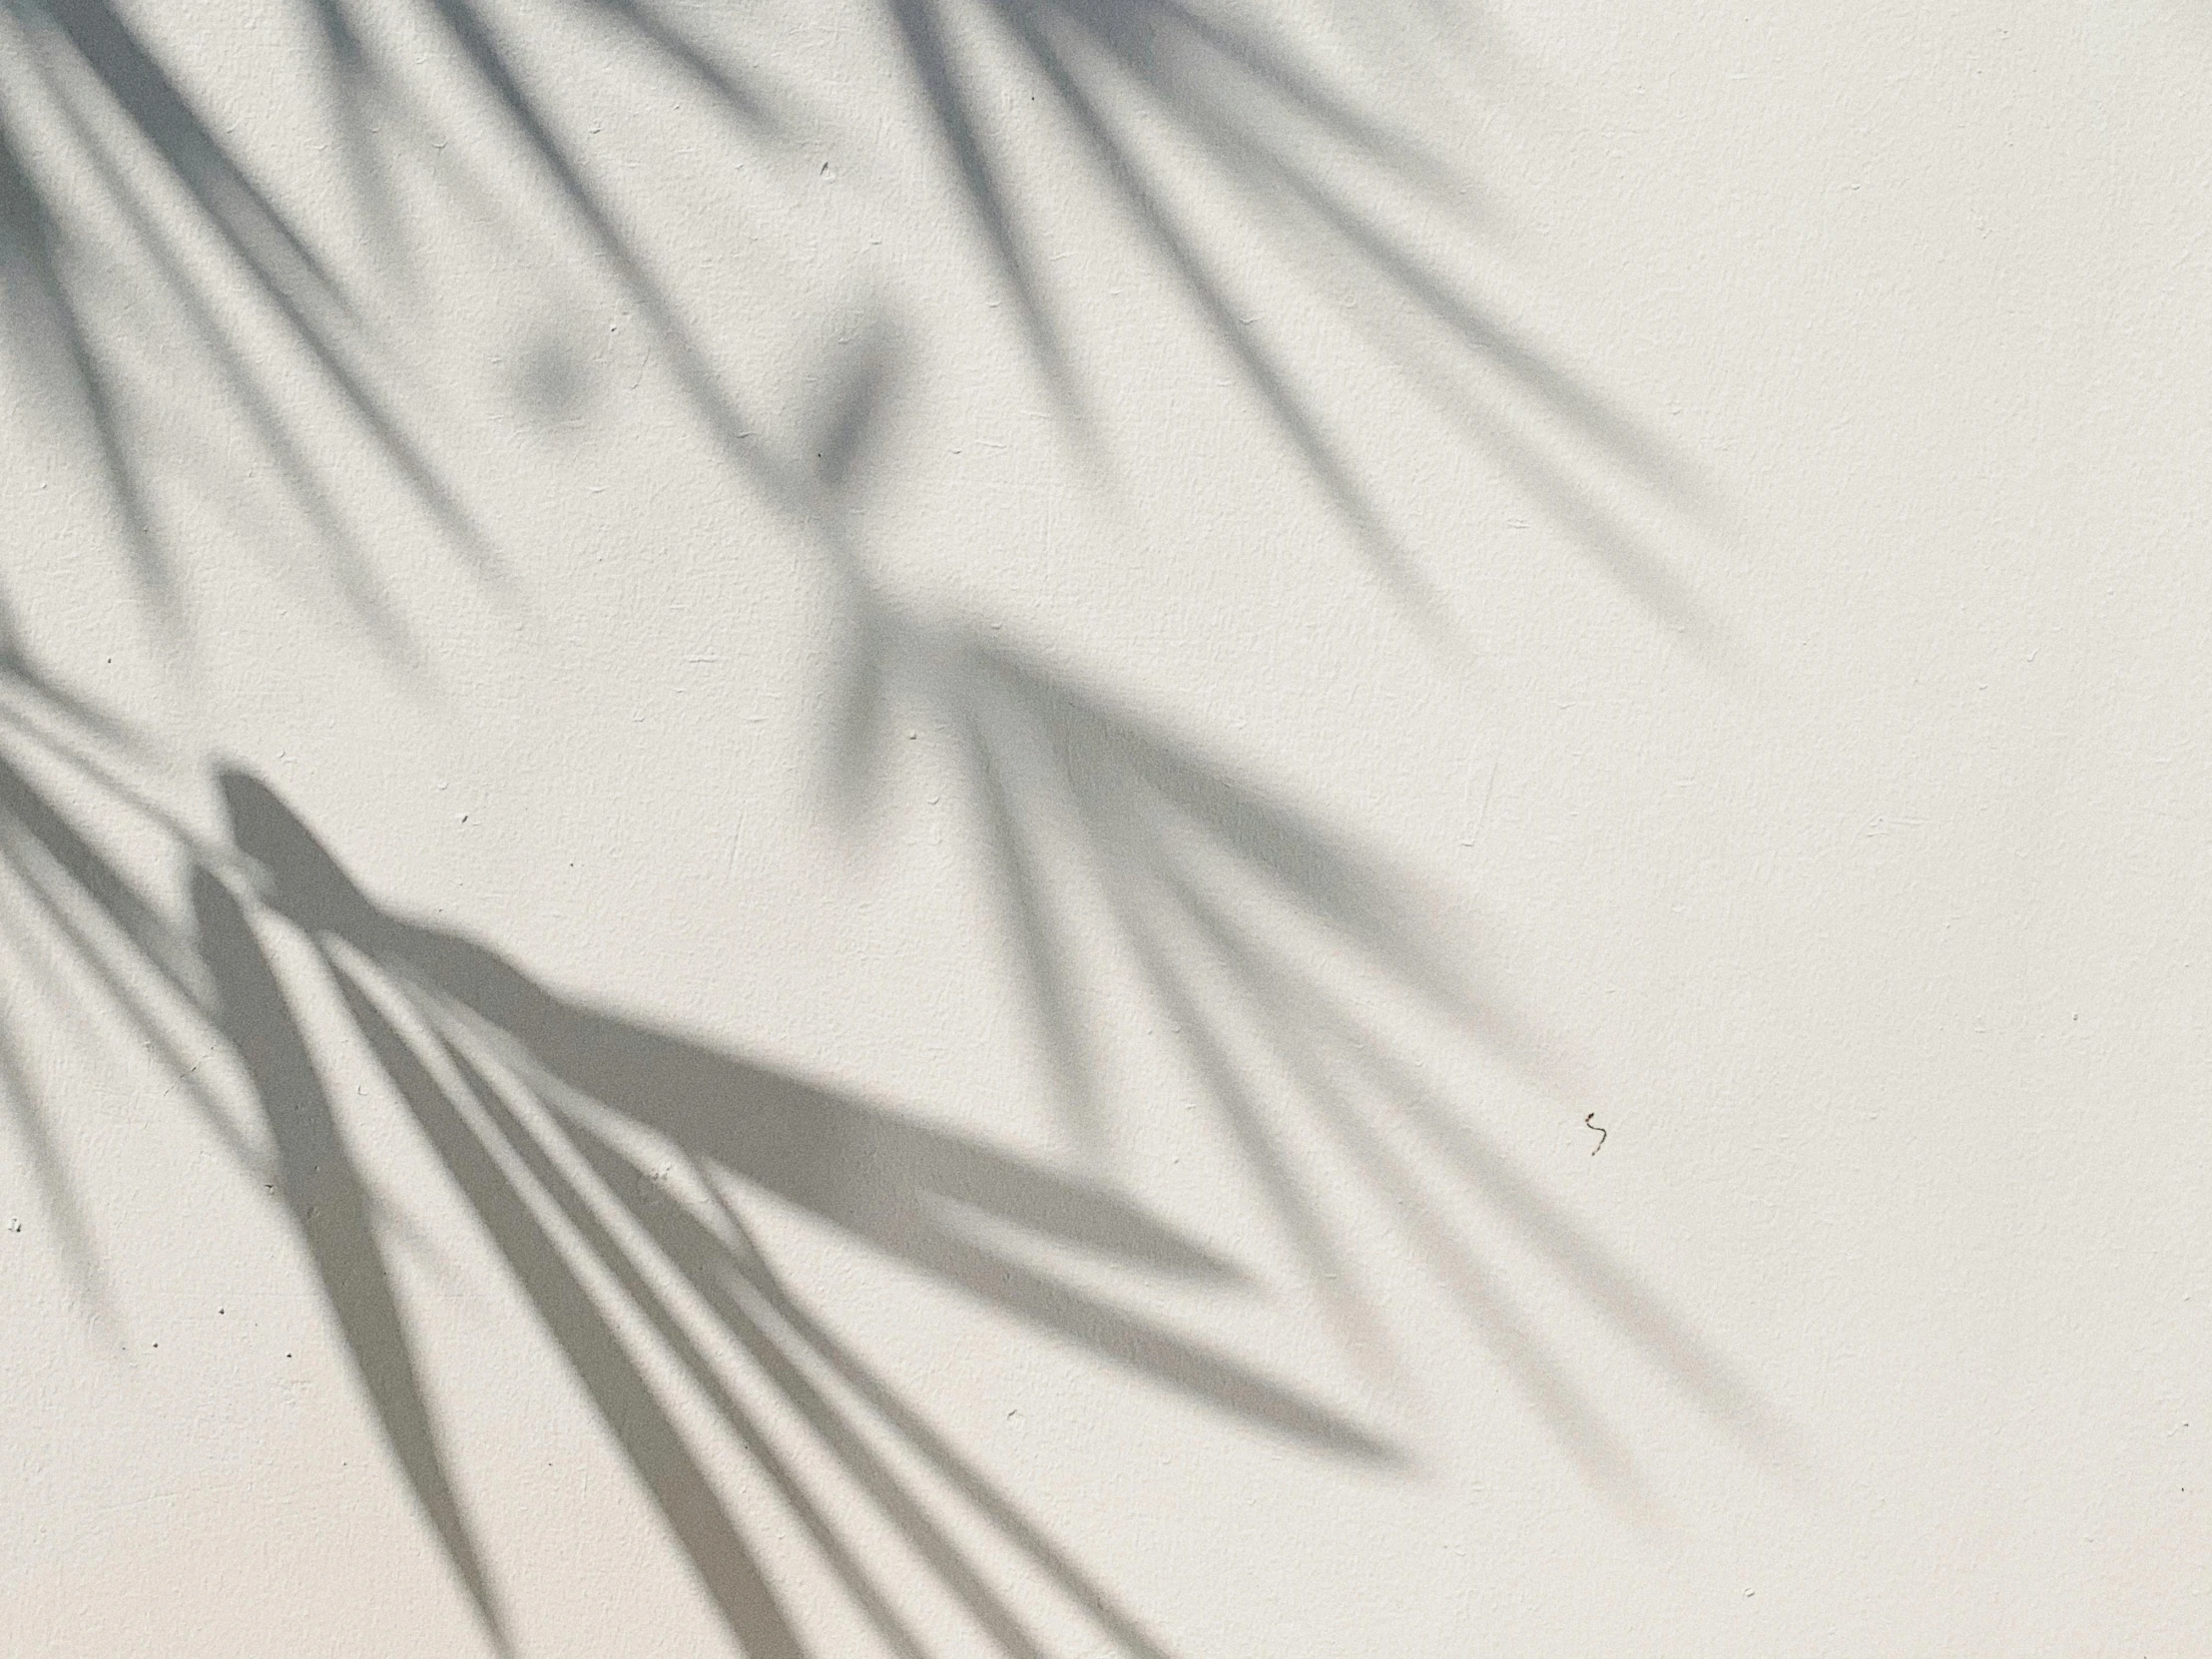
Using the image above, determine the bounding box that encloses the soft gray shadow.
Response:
[836,602,1784,1503]
[1,0,1707,660]
[887,0,1714,635]
[0,698,1390,1655]
[0,0,1767,1646]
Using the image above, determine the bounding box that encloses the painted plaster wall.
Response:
[2,0,2208,1653]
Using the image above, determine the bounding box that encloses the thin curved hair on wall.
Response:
[0,0,1764,1653]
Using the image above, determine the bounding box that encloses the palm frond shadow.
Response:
[3,0,1706,665]
[844,608,1780,1501]
[197,767,1390,1654]
[0,658,250,1198]
[0,0,507,658]
[0,686,1392,1650]
[0,657,1395,1652]
[882,0,1713,632]
[0,656,507,1288]
[0,0,786,664]
[0,0,1762,1640]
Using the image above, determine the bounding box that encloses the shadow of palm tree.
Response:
[0,654,249,1294]
[886,0,1711,629]
[0,0,1769,1648]
[839,603,1781,1502]
[0,685,1391,1654]
[2,0,1704,649]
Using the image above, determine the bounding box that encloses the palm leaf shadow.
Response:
[0,0,1762,1631]
[849,608,1781,1497]
[0,667,268,1174]
[0,901,110,1315]
[3,0,1706,664]
[0,656,196,1332]
[0,81,167,618]
[892,0,1710,630]
[0,0,491,664]
[212,766,1389,1653]
[191,866,507,1650]
[0,647,1390,1652]
[0,0,850,669]
[0,0,788,658]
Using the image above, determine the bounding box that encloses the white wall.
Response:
[2,0,2208,1653]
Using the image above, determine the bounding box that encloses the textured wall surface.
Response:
[2,1,2208,1653]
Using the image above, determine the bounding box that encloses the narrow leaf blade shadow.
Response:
[331,954,808,1659]
[218,767,1392,1452]
[191,866,505,1649]
[0,925,112,1318]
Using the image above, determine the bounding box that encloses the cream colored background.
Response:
[3,0,2209,1652]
